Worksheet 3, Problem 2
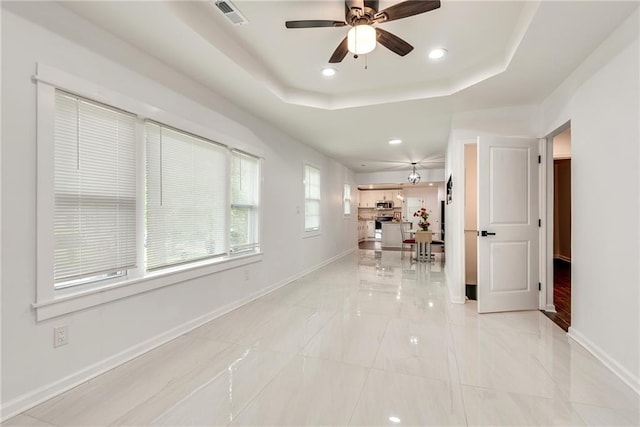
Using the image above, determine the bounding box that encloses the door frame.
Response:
[540,120,571,313]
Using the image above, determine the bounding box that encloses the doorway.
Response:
[464,143,478,300]
[544,127,572,331]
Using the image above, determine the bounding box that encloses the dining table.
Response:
[406,230,433,262]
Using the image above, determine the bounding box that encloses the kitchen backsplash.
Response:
[357,207,402,221]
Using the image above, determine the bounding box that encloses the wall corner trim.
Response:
[568,327,640,396]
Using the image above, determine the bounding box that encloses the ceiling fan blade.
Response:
[329,37,349,63]
[376,28,413,56]
[375,0,440,23]
[285,20,346,29]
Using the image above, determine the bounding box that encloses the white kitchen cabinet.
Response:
[359,190,376,208]
[366,221,375,239]
[357,221,366,242]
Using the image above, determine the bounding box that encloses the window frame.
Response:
[52,90,139,289]
[303,162,321,237]
[34,63,263,321]
[144,121,231,270]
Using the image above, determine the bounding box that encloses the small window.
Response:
[230,151,260,253]
[343,184,352,216]
[304,164,321,232]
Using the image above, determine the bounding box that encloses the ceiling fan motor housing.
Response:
[345,0,380,25]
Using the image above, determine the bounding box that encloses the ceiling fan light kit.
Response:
[347,25,377,55]
[285,0,441,63]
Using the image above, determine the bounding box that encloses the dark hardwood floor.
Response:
[543,258,571,331]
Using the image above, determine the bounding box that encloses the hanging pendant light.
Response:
[407,162,421,185]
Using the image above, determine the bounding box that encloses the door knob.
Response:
[479,230,496,237]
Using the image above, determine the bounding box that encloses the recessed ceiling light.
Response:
[388,138,402,145]
[389,416,401,423]
[321,67,337,77]
[428,48,447,60]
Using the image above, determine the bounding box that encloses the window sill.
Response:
[303,229,321,239]
[32,252,263,321]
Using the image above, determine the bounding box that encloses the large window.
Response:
[304,164,321,232]
[230,151,260,253]
[54,91,137,288]
[36,66,264,319]
[145,122,228,270]
[343,184,352,216]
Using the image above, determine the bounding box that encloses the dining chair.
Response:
[400,222,415,259]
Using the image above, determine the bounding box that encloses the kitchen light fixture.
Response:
[388,138,402,145]
[407,162,421,184]
[428,47,447,60]
[321,67,337,77]
[347,24,376,55]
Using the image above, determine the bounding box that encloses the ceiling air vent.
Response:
[214,0,248,25]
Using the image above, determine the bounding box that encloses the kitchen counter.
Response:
[381,222,402,248]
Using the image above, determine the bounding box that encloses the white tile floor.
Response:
[4,250,639,426]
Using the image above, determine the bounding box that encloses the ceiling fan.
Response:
[285,0,441,63]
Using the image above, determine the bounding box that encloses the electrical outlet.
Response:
[53,326,68,348]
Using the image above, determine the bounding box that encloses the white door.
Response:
[477,136,539,313]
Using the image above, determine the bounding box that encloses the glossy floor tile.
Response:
[349,368,466,425]
[230,355,368,426]
[4,250,639,426]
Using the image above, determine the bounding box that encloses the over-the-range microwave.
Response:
[376,200,394,210]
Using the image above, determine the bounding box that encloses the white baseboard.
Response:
[0,246,357,422]
[544,304,557,312]
[450,295,466,304]
[554,255,572,263]
[568,327,640,395]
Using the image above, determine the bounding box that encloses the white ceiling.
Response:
[36,1,640,173]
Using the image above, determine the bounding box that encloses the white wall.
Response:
[541,35,639,392]
[1,7,357,417]
[445,12,640,392]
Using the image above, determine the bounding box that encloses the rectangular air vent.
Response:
[214,0,248,25]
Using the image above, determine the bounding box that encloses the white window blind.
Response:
[54,91,137,287]
[344,184,352,216]
[304,164,320,231]
[230,151,260,252]
[145,122,228,270]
